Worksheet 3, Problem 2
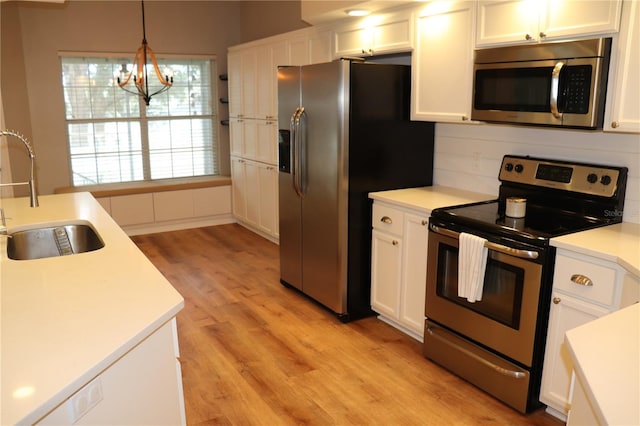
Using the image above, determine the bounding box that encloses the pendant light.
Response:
[117,0,173,105]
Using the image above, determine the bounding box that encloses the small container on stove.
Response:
[506,197,527,218]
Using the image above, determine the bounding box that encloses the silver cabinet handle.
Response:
[550,61,565,120]
[570,274,593,286]
[380,216,392,224]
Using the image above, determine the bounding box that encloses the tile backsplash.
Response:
[433,123,640,224]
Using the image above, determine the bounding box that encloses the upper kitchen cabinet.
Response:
[288,28,333,66]
[257,41,288,120]
[227,49,257,118]
[333,8,414,58]
[411,1,475,123]
[604,0,640,133]
[476,0,623,47]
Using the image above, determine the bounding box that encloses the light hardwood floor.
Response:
[132,224,563,426]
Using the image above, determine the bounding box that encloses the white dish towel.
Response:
[458,232,488,303]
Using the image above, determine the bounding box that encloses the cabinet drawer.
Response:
[372,203,404,236]
[554,254,617,306]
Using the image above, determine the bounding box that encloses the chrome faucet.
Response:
[0,129,38,207]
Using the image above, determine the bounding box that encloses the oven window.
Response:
[436,244,524,329]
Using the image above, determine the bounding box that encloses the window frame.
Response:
[59,51,219,187]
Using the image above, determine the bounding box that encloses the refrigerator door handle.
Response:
[290,107,302,197]
[297,107,307,196]
[293,107,305,197]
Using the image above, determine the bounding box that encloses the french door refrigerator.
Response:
[278,59,434,321]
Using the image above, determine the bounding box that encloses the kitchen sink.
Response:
[7,222,105,260]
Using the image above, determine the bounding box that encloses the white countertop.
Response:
[0,193,184,425]
[369,186,495,213]
[551,222,640,277]
[565,303,640,425]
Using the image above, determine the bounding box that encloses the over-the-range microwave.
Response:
[471,38,612,129]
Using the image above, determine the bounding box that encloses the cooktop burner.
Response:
[430,155,628,247]
[434,200,609,241]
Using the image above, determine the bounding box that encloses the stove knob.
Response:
[587,173,598,184]
[505,163,514,172]
[601,175,612,185]
[514,164,524,173]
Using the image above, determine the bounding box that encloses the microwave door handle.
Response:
[550,61,565,120]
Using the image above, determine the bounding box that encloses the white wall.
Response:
[433,123,640,224]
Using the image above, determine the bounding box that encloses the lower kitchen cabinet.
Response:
[370,201,429,341]
[540,249,639,420]
[39,319,185,425]
[231,156,278,240]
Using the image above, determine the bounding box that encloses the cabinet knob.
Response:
[539,32,547,38]
[553,297,561,304]
[611,121,619,128]
[525,33,533,41]
[380,216,393,224]
[392,240,398,246]
[421,220,427,226]
[570,274,594,286]
[461,115,468,121]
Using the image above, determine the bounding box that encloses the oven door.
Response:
[425,223,544,367]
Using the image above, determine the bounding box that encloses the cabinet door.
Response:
[542,0,622,40]
[476,0,539,46]
[230,157,247,220]
[240,49,257,118]
[257,41,287,120]
[227,51,242,118]
[372,14,413,54]
[334,25,372,57]
[243,160,260,227]
[229,117,244,157]
[256,119,277,165]
[399,213,429,336]
[257,163,278,236]
[412,1,475,123]
[308,29,333,64]
[242,119,259,161]
[371,229,403,319]
[540,291,610,416]
[289,36,311,66]
[604,0,640,133]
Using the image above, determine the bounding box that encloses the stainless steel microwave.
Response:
[471,38,612,129]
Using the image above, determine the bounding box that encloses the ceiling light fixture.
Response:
[346,9,371,17]
[117,0,173,105]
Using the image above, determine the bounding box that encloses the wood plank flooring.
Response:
[132,224,563,426]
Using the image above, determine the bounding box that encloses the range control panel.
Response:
[499,155,624,197]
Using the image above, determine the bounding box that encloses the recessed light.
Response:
[346,9,370,17]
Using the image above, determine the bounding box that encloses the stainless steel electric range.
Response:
[423,155,628,413]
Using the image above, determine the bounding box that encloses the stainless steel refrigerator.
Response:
[278,59,434,321]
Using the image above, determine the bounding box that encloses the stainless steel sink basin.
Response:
[7,222,104,260]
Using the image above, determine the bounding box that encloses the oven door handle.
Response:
[430,224,539,260]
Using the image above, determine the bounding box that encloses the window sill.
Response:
[54,176,232,198]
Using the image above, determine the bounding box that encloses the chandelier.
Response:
[117,0,173,105]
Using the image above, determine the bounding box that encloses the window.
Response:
[60,55,218,186]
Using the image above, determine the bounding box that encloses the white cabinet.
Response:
[476,0,622,47]
[411,1,475,123]
[540,249,639,419]
[231,156,278,240]
[370,201,429,341]
[39,319,185,425]
[289,28,333,65]
[334,9,413,58]
[605,0,640,133]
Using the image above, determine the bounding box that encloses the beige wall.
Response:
[0,0,307,195]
